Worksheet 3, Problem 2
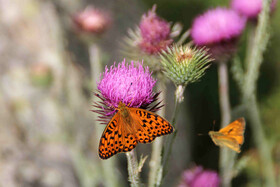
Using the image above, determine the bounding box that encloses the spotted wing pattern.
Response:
[98,107,174,159]
[98,112,137,159]
[130,108,174,143]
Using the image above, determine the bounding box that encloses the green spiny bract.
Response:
[160,45,213,86]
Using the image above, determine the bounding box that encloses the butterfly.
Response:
[208,118,245,153]
[98,101,174,159]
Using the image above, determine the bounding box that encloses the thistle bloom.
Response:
[139,6,173,54]
[191,8,246,61]
[191,8,246,46]
[93,60,160,123]
[231,0,277,19]
[74,6,111,34]
[179,166,220,187]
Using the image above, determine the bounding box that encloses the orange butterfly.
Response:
[99,102,174,159]
[208,118,245,153]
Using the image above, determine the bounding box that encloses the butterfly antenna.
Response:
[197,133,206,136]
[212,120,216,131]
[126,76,141,107]
[122,82,135,107]
[123,82,133,99]
[128,83,134,106]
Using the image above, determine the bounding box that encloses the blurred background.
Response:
[0,0,279,186]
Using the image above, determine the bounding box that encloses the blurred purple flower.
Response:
[139,6,173,54]
[179,166,220,187]
[191,8,246,46]
[231,0,277,19]
[191,8,246,61]
[74,6,111,34]
[92,60,162,124]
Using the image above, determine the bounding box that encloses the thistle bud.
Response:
[160,45,212,86]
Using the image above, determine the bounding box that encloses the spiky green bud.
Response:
[160,45,212,86]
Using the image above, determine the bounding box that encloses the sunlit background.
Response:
[0,0,279,186]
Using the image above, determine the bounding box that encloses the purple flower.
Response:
[93,60,160,124]
[74,6,111,34]
[191,8,246,46]
[190,8,246,61]
[231,0,277,19]
[139,6,173,54]
[179,166,220,187]
[98,60,156,108]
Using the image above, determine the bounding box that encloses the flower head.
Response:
[121,6,184,74]
[191,8,246,46]
[93,60,160,123]
[179,166,220,187]
[98,60,156,108]
[231,0,277,19]
[139,6,173,54]
[74,6,111,34]
[160,45,212,87]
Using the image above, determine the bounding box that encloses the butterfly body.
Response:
[119,103,135,130]
[99,102,174,159]
[209,118,245,153]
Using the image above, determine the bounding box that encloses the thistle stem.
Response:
[218,62,231,128]
[148,82,166,187]
[240,0,276,185]
[217,61,234,187]
[244,95,276,187]
[161,85,185,181]
[126,150,140,187]
[89,44,119,187]
[171,85,184,126]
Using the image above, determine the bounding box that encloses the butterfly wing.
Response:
[219,118,245,145]
[209,131,241,152]
[98,112,138,159]
[129,108,174,143]
[209,118,245,153]
[99,106,174,159]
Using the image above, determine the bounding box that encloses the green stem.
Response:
[218,62,231,127]
[240,0,276,186]
[148,82,166,187]
[161,85,185,180]
[217,62,235,187]
[126,150,140,187]
[244,95,276,187]
[244,26,256,72]
[171,85,183,126]
[243,1,271,96]
[89,44,120,187]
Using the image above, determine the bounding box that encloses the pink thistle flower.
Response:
[191,8,246,61]
[179,166,220,187]
[231,0,277,19]
[139,6,173,54]
[93,60,161,124]
[191,8,246,46]
[74,6,111,34]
